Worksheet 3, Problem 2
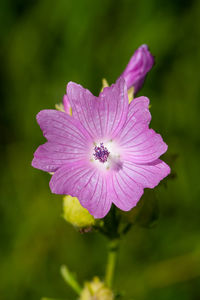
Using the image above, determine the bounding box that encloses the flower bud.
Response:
[121,44,154,94]
[80,277,114,300]
[63,195,95,228]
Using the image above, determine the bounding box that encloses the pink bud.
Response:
[121,44,154,94]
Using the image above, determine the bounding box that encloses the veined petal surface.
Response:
[110,166,144,211]
[32,110,92,172]
[122,159,170,189]
[110,159,170,211]
[50,162,112,218]
[67,77,128,139]
[117,97,168,163]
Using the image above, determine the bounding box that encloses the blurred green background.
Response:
[1,0,200,299]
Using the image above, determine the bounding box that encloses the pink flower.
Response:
[121,44,154,94]
[32,78,170,218]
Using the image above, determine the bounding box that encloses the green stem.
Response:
[60,265,82,295]
[105,239,119,288]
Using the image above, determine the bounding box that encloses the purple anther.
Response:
[93,143,110,163]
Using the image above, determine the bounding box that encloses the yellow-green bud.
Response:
[63,196,95,228]
[80,277,114,300]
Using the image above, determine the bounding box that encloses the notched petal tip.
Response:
[150,160,171,188]
[49,178,64,195]
[100,76,127,96]
[66,80,78,92]
[165,163,171,177]
[31,156,50,172]
[36,109,54,126]
[134,96,150,106]
[31,157,37,169]
[66,81,89,97]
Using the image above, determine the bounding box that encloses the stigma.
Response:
[93,143,110,163]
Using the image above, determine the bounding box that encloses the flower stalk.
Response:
[105,238,119,288]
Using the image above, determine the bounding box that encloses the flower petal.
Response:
[67,77,128,139]
[50,162,111,218]
[121,44,154,93]
[122,159,170,189]
[63,94,71,115]
[110,159,170,211]
[117,97,168,163]
[78,171,112,219]
[127,96,151,124]
[32,109,92,172]
[110,166,144,211]
[123,129,168,163]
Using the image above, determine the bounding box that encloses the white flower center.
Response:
[90,140,122,172]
